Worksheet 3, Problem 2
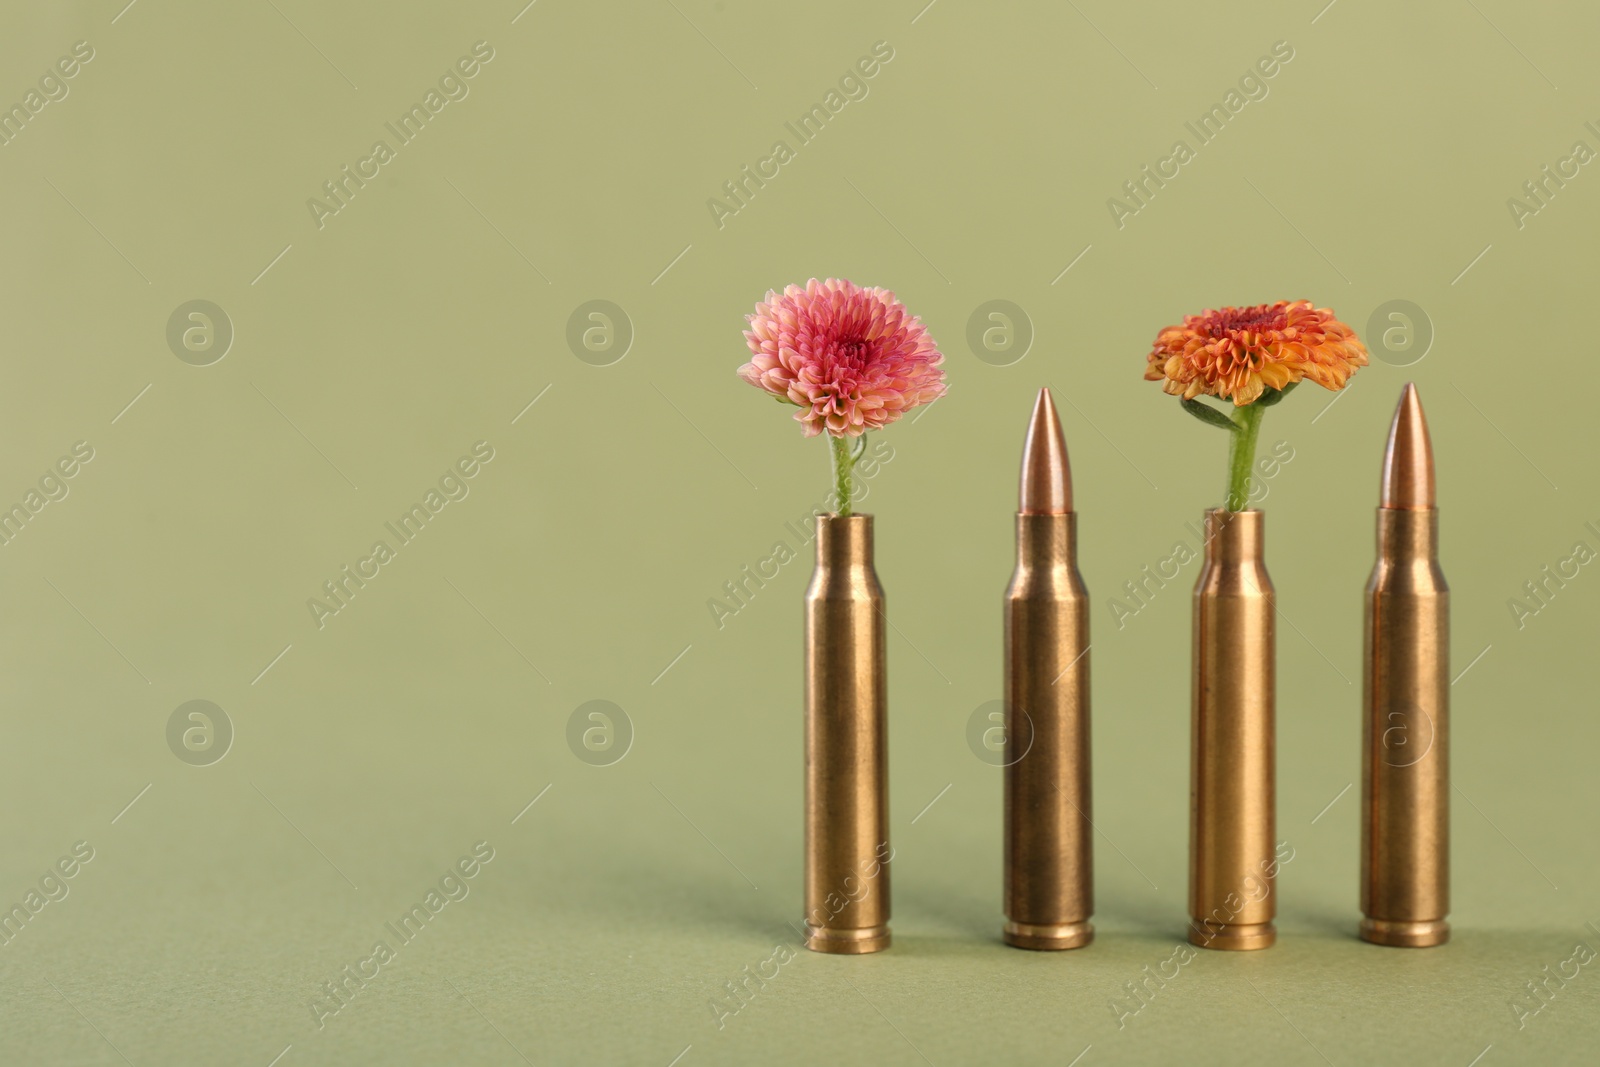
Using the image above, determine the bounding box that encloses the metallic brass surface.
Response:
[1018,387,1073,514]
[1361,387,1449,948]
[1189,508,1276,951]
[1004,389,1092,951]
[1004,514,1093,950]
[1359,917,1450,948]
[1379,383,1436,510]
[804,514,890,954]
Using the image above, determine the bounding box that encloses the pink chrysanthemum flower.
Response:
[738,278,946,438]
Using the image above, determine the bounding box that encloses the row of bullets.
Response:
[803,384,1448,952]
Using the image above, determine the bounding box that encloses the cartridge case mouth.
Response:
[1188,920,1276,951]
[1003,920,1093,951]
[804,923,891,955]
[1201,507,1265,563]
[813,513,875,567]
[1359,918,1449,948]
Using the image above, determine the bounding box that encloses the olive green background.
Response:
[1,1,1596,1064]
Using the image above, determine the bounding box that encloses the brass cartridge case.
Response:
[1361,385,1449,948]
[1189,508,1277,951]
[1004,512,1093,949]
[803,514,891,954]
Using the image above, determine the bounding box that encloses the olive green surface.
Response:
[2,2,1597,1064]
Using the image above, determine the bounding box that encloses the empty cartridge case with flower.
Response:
[1361,383,1449,948]
[734,278,947,956]
[1144,298,1368,952]
[803,514,891,954]
[1188,508,1277,950]
[1003,388,1093,951]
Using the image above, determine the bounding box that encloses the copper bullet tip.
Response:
[1020,388,1073,514]
[1380,383,1435,510]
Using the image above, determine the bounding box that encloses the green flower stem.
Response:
[1183,385,1296,511]
[831,434,855,517]
[1225,401,1265,511]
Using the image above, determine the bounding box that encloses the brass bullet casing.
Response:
[1189,508,1277,951]
[803,514,891,954]
[1004,388,1093,950]
[1004,514,1093,949]
[1361,384,1449,948]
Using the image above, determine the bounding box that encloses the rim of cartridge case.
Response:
[804,923,891,954]
[1004,920,1093,951]
[813,513,874,557]
[1360,918,1449,948]
[811,513,877,572]
[1202,507,1266,562]
[1188,919,1276,951]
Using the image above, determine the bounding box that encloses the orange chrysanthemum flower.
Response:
[1144,300,1369,407]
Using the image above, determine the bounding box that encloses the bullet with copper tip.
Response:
[1019,387,1073,514]
[1380,383,1436,509]
[1004,387,1093,949]
[1361,383,1450,947]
